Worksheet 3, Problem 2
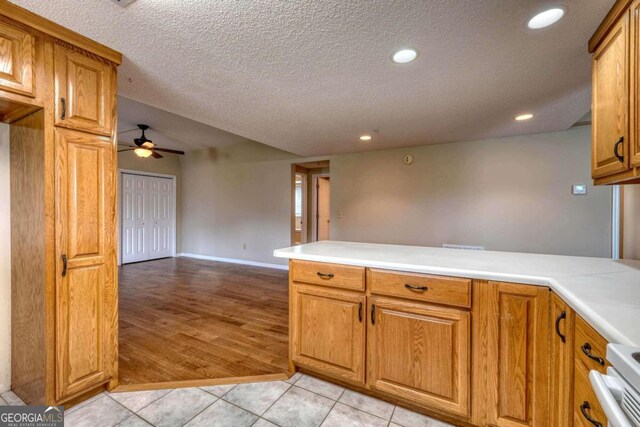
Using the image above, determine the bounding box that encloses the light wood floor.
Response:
[118,257,289,385]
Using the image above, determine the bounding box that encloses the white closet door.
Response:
[122,174,149,263]
[146,176,173,260]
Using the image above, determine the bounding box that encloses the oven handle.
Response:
[589,370,633,427]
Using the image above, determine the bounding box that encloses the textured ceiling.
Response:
[13,0,612,156]
[118,96,256,151]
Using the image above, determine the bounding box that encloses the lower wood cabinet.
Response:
[473,281,550,427]
[550,293,575,427]
[368,297,470,417]
[291,284,366,384]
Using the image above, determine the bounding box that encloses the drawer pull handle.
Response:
[358,302,362,322]
[404,283,428,292]
[316,272,334,280]
[370,304,376,325]
[555,311,566,343]
[581,343,605,366]
[614,136,624,163]
[60,97,66,120]
[61,254,67,277]
[580,401,603,427]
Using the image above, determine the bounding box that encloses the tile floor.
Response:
[0,374,453,427]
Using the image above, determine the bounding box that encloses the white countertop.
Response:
[274,241,640,347]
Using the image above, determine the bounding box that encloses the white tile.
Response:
[391,406,453,427]
[338,389,394,420]
[285,372,302,384]
[65,392,109,415]
[321,403,388,427]
[109,389,171,412]
[252,419,278,427]
[115,414,152,426]
[64,395,133,427]
[185,399,258,427]
[263,386,334,427]
[200,383,237,398]
[1,391,25,406]
[223,381,290,415]
[137,388,216,427]
[294,375,344,400]
[0,397,7,405]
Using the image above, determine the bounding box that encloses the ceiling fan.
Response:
[118,124,185,159]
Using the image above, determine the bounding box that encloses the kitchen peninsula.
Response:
[274,241,640,427]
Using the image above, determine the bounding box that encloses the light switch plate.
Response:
[572,184,587,195]
[111,0,138,7]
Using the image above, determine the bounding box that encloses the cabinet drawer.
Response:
[575,316,608,374]
[574,362,607,427]
[291,260,365,291]
[368,269,471,308]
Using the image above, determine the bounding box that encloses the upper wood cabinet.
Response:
[291,284,366,385]
[368,297,470,418]
[0,19,34,97]
[474,281,550,427]
[592,11,629,179]
[550,293,575,427]
[54,44,114,136]
[54,128,116,401]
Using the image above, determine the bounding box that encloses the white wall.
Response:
[180,126,613,264]
[331,126,612,257]
[180,141,300,266]
[0,123,10,392]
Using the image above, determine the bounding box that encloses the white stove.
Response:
[590,344,640,427]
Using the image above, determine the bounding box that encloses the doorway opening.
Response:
[291,160,330,245]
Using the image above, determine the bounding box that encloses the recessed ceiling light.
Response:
[360,135,372,141]
[392,49,418,64]
[515,113,534,121]
[527,8,565,29]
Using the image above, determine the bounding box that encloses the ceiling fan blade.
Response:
[117,128,140,135]
[118,148,134,152]
[151,151,164,159]
[153,147,185,155]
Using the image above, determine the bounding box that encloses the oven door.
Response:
[590,368,639,427]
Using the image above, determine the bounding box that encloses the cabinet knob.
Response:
[581,343,605,366]
[61,254,67,277]
[614,136,624,162]
[60,97,66,120]
[554,311,566,343]
[579,401,603,427]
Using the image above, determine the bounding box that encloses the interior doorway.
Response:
[291,160,330,244]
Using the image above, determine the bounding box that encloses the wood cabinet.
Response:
[592,11,629,179]
[54,129,117,400]
[0,19,34,97]
[550,293,575,427]
[590,0,640,183]
[473,281,550,427]
[291,284,366,384]
[54,44,114,136]
[5,2,121,407]
[368,297,470,417]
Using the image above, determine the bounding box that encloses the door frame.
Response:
[311,173,330,242]
[117,169,177,265]
[294,172,308,244]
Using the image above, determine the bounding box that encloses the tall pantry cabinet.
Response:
[3,2,122,406]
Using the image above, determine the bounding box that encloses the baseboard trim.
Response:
[177,253,289,270]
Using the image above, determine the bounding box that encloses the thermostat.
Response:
[571,184,587,195]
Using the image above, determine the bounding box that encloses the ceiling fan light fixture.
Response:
[141,141,155,148]
[134,148,153,158]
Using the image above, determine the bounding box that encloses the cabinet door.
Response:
[550,293,574,427]
[0,20,34,97]
[592,11,629,178]
[368,297,470,418]
[291,284,366,384]
[55,129,116,401]
[54,45,113,136]
[632,1,640,167]
[481,282,550,427]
